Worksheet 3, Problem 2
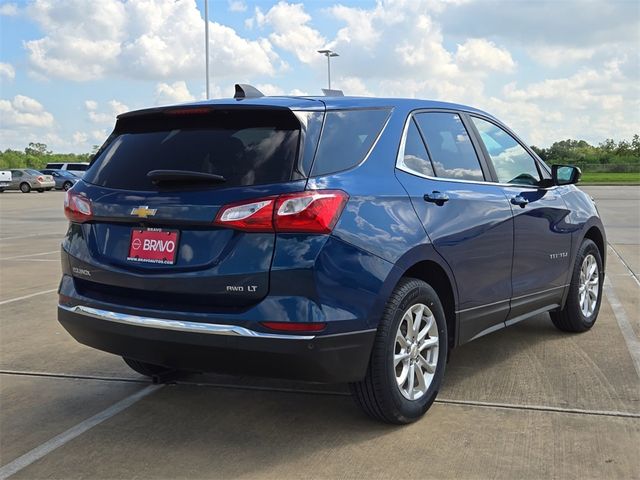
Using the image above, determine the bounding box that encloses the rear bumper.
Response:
[58,304,376,383]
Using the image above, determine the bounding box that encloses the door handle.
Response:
[511,195,529,208]
[423,191,449,206]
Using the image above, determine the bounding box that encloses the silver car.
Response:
[40,169,79,191]
[7,169,55,193]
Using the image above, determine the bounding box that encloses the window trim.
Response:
[395,108,556,190]
[395,108,493,183]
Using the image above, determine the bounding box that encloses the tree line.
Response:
[530,135,640,168]
[1,136,639,171]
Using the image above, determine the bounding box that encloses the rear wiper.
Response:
[147,170,226,185]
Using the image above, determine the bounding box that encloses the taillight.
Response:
[37,176,44,182]
[214,190,348,234]
[64,190,93,223]
[261,321,327,333]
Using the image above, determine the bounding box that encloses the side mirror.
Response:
[552,164,581,186]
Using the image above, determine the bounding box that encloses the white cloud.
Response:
[0,95,54,128]
[254,83,284,96]
[0,62,15,80]
[0,2,18,16]
[228,0,246,12]
[255,2,326,64]
[25,0,278,82]
[455,38,516,73]
[84,99,129,124]
[527,46,596,68]
[155,81,196,105]
[72,131,88,144]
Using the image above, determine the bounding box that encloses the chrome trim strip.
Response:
[59,304,316,340]
[395,108,557,190]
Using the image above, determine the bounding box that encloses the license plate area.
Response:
[127,228,180,265]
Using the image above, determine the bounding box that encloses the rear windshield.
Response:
[84,109,301,191]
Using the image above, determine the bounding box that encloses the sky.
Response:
[0,0,638,153]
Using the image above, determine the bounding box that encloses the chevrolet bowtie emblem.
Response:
[130,206,157,218]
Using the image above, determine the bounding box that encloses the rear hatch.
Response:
[67,105,322,311]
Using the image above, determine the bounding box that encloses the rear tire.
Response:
[350,277,448,424]
[63,181,73,191]
[123,357,170,377]
[550,239,603,332]
[20,183,31,193]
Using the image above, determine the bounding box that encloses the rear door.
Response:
[468,115,572,323]
[69,106,319,311]
[395,111,514,343]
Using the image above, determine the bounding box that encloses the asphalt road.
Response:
[0,186,638,479]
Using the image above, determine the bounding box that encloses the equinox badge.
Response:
[130,206,157,218]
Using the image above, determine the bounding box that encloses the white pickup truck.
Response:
[0,170,11,192]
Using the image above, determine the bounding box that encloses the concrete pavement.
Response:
[1,187,638,479]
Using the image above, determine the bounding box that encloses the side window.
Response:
[414,113,484,181]
[471,117,541,186]
[47,163,62,169]
[71,164,89,171]
[399,118,435,177]
[311,108,391,176]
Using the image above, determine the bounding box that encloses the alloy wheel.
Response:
[393,303,439,400]
[578,254,599,317]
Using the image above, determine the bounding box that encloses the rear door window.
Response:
[399,118,435,177]
[471,117,541,186]
[84,109,302,191]
[311,108,391,176]
[414,112,484,181]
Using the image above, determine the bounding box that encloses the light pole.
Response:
[317,49,339,90]
[204,0,210,99]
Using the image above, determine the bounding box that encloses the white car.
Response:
[0,170,11,192]
[45,162,90,178]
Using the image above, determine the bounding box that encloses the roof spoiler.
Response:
[234,84,265,99]
[322,88,344,97]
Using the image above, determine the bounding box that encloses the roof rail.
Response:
[322,88,344,97]
[234,84,265,99]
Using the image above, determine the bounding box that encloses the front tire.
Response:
[351,278,448,424]
[550,239,603,332]
[20,183,31,193]
[63,181,73,191]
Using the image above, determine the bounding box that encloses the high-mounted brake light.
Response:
[213,190,348,234]
[64,190,93,223]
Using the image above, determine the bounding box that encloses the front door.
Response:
[469,116,572,323]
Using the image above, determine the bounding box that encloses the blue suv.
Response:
[58,87,606,423]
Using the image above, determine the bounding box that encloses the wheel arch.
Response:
[377,245,459,350]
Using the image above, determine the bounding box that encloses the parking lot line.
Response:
[608,243,640,287]
[0,289,57,306]
[0,384,163,480]
[0,250,58,261]
[603,278,640,378]
[0,233,57,242]
[435,398,640,419]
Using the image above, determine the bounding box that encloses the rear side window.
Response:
[84,109,301,191]
[400,119,435,177]
[414,113,484,181]
[46,163,62,169]
[471,117,541,186]
[69,164,88,171]
[311,108,391,176]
